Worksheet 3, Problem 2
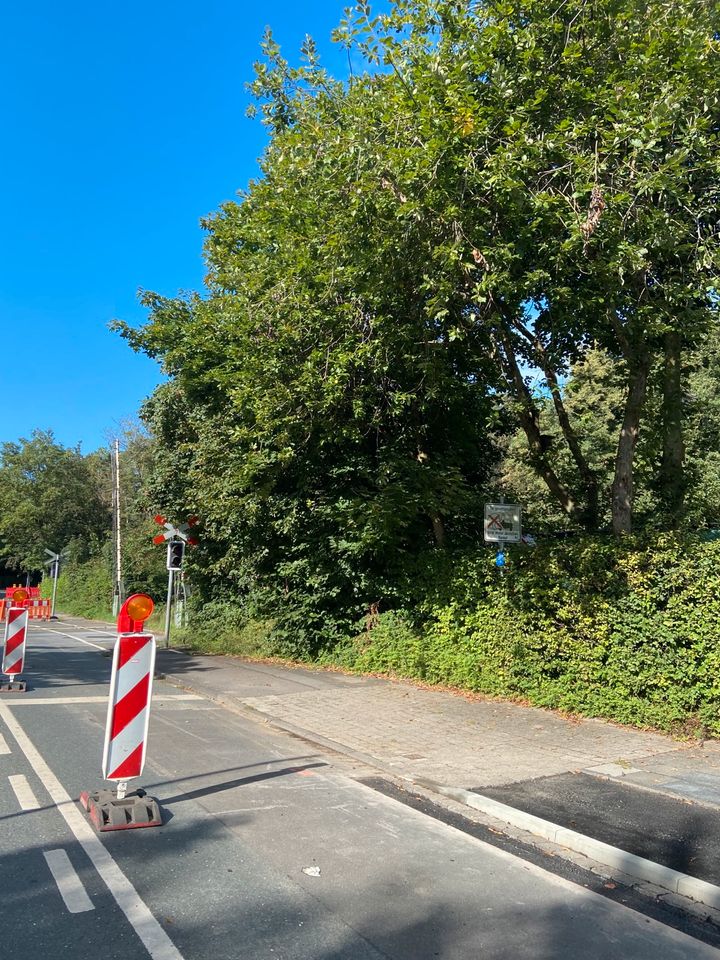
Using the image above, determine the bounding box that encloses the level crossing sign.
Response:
[484,503,522,543]
[152,515,199,546]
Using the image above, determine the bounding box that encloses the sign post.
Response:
[484,502,521,569]
[44,548,68,619]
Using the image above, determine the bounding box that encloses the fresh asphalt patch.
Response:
[472,772,720,887]
[360,776,720,950]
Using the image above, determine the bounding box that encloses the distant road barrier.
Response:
[0,598,51,620]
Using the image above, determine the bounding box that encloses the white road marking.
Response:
[34,627,108,651]
[44,849,95,913]
[0,733,10,754]
[5,696,202,706]
[0,704,185,960]
[9,773,40,810]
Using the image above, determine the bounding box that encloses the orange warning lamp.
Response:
[117,593,155,634]
[11,588,29,604]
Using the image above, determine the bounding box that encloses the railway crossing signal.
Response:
[166,539,185,571]
[153,516,199,546]
[152,516,199,647]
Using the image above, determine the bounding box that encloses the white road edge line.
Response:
[5,696,202,706]
[9,773,40,810]
[0,733,10,754]
[0,703,185,960]
[44,849,95,913]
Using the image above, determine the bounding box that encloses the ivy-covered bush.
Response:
[328,535,720,736]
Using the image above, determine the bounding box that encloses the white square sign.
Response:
[484,503,522,543]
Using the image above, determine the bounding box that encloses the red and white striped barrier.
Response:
[2,607,28,688]
[101,632,156,784]
[0,598,51,620]
[81,594,162,831]
[26,599,52,620]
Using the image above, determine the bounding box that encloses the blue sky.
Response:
[0,0,359,454]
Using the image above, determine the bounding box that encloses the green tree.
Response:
[115,0,719,649]
[0,431,110,571]
[499,347,626,531]
[683,338,720,529]
[330,0,720,533]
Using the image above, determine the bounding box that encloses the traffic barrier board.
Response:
[1,607,28,692]
[102,632,156,782]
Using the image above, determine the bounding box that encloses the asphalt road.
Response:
[1,621,719,960]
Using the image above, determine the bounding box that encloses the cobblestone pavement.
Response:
[152,646,720,799]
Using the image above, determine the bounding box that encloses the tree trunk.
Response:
[497,326,584,527]
[509,315,600,529]
[611,353,650,535]
[659,329,685,523]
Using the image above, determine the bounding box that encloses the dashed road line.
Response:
[0,703,185,960]
[44,849,95,913]
[0,733,10,755]
[9,773,40,810]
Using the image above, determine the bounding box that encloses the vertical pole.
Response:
[112,439,123,617]
[164,567,174,649]
[50,559,59,618]
[498,495,506,576]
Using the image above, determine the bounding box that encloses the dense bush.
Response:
[325,535,720,736]
[174,599,276,657]
[50,546,114,621]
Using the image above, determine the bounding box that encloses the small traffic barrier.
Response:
[1,605,29,692]
[26,599,51,620]
[0,597,51,620]
[80,593,162,831]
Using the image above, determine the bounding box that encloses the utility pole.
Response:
[112,439,123,617]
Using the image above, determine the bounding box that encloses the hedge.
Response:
[325,534,720,736]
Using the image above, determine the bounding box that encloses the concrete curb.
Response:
[412,778,720,910]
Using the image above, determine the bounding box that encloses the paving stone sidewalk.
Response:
[154,647,720,807]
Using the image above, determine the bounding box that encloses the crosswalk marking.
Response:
[9,773,40,810]
[44,849,95,913]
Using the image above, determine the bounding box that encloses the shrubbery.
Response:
[322,534,720,736]
[50,529,720,738]
[50,547,114,621]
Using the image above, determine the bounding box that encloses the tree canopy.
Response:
[114,0,720,646]
[0,431,110,570]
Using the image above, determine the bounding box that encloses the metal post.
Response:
[163,567,174,649]
[50,560,59,618]
[112,439,123,617]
